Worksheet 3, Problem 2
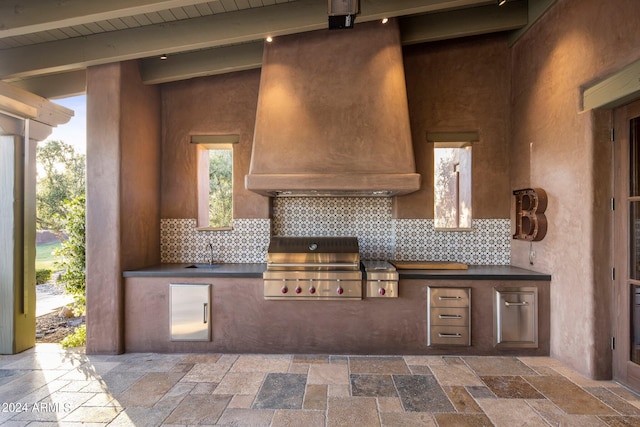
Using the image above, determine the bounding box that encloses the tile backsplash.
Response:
[272,197,394,260]
[161,197,511,264]
[161,218,271,263]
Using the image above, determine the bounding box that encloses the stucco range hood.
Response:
[245,20,420,197]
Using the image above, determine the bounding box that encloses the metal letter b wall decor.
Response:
[513,188,547,241]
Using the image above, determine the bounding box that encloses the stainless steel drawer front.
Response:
[429,287,469,307]
[429,326,470,346]
[430,307,469,327]
[428,287,471,346]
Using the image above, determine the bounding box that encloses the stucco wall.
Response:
[120,62,162,271]
[397,34,511,219]
[160,69,267,219]
[510,0,640,378]
[86,61,161,354]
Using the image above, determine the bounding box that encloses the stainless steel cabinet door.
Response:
[494,287,537,348]
[170,283,211,341]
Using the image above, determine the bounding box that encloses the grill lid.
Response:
[266,237,360,270]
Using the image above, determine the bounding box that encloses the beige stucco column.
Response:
[0,83,73,354]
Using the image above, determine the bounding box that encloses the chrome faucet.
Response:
[207,243,214,265]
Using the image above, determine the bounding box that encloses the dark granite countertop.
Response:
[397,265,551,281]
[122,263,266,278]
[123,263,550,281]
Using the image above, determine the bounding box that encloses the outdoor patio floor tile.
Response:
[350,374,398,397]
[113,372,184,407]
[271,409,326,427]
[216,407,274,426]
[302,384,327,410]
[433,412,495,427]
[480,375,545,399]
[163,393,232,425]
[443,385,484,413]
[252,373,306,409]
[462,356,538,376]
[327,397,380,427]
[393,374,455,413]
[476,398,550,426]
[430,364,485,387]
[525,375,618,415]
[350,356,411,375]
[307,363,349,385]
[0,346,639,425]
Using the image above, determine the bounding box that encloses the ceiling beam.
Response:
[0,0,219,38]
[508,0,556,45]
[142,1,525,86]
[400,1,527,45]
[0,0,491,80]
[140,41,264,84]
[583,59,640,111]
[0,0,324,80]
[0,81,73,126]
[9,70,87,99]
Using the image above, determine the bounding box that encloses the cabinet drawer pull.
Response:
[203,303,209,324]
[439,314,463,319]
[504,301,528,307]
[438,296,462,301]
[438,332,463,338]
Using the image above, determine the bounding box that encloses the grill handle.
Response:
[438,332,463,338]
[267,262,360,269]
[438,296,462,301]
[438,314,462,319]
[504,301,528,307]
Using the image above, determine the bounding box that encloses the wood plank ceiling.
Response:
[0,0,544,99]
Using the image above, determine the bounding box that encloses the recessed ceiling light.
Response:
[160,54,168,60]
[381,18,389,24]
[497,0,508,5]
[266,36,273,43]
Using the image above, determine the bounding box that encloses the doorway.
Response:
[613,99,640,391]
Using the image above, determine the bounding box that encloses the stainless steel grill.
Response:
[263,237,363,300]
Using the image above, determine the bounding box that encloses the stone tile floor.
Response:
[1,345,640,426]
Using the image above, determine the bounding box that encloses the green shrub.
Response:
[35,269,52,284]
[61,324,86,348]
[55,195,87,348]
[54,195,86,312]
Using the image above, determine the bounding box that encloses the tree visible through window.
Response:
[208,148,232,228]
[192,135,237,229]
[434,144,472,229]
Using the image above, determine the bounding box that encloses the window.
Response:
[429,132,477,230]
[192,135,237,229]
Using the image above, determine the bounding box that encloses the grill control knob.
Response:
[281,286,288,294]
[337,287,344,295]
[309,287,316,294]
[379,288,386,296]
[295,286,302,294]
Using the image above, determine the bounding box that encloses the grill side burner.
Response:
[264,237,363,300]
[363,260,399,298]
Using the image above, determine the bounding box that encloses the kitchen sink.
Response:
[185,264,222,269]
